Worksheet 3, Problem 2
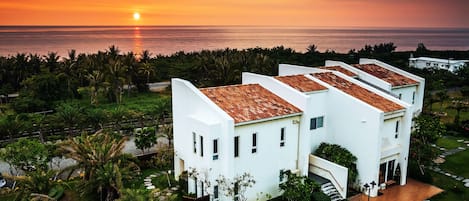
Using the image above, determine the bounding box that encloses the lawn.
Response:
[429,172,469,201]
[436,136,464,149]
[440,149,469,179]
[429,136,469,201]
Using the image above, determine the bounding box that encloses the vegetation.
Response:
[314,143,358,185]
[410,115,446,174]
[0,43,468,201]
[279,172,317,201]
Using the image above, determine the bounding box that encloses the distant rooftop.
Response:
[352,64,418,87]
[200,84,302,124]
[318,66,358,77]
[312,72,404,113]
[409,57,468,63]
[275,75,328,93]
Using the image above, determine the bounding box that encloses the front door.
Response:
[379,159,396,185]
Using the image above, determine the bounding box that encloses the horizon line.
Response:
[1,24,469,29]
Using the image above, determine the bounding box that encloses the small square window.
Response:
[310,116,324,130]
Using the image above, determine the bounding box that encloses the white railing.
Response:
[309,155,348,198]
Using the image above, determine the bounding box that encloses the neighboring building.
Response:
[172,59,423,201]
[409,56,468,73]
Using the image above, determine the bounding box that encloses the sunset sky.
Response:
[1,0,468,27]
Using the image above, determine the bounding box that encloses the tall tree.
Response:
[60,130,139,200]
[410,115,445,174]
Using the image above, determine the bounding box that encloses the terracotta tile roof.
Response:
[318,66,358,77]
[200,84,302,124]
[312,72,404,113]
[275,75,328,93]
[352,64,418,87]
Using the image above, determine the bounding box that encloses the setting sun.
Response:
[133,12,140,21]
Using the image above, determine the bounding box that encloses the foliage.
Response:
[216,172,255,201]
[279,172,317,201]
[118,188,153,201]
[410,115,446,174]
[60,130,140,200]
[314,142,358,183]
[152,145,174,170]
[0,138,49,173]
[0,114,29,141]
[134,127,157,154]
[311,191,331,201]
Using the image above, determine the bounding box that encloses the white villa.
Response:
[409,56,468,73]
[172,59,425,201]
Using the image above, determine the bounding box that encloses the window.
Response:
[395,121,400,139]
[214,185,219,200]
[279,169,289,182]
[412,91,416,104]
[192,132,196,153]
[252,133,257,153]
[200,136,204,157]
[310,116,324,130]
[234,182,239,201]
[280,128,285,147]
[398,93,402,100]
[234,136,239,157]
[213,139,218,160]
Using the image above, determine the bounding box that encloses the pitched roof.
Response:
[318,66,358,77]
[200,84,302,124]
[352,64,418,87]
[275,75,328,93]
[312,72,404,113]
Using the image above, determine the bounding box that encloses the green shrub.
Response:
[311,191,331,201]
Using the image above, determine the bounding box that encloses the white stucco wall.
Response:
[233,116,301,200]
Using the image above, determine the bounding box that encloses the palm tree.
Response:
[0,114,28,141]
[60,130,139,200]
[54,103,84,136]
[105,59,127,104]
[139,61,155,84]
[43,52,60,73]
[86,70,106,105]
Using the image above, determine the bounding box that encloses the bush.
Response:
[11,95,48,113]
[311,191,331,201]
[407,162,433,183]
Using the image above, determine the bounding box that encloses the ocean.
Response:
[0,26,468,57]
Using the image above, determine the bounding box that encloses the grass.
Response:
[126,168,160,189]
[436,136,466,149]
[430,101,469,125]
[429,172,469,201]
[429,135,469,201]
[440,149,469,178]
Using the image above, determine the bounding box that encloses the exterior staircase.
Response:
[320,182,343,201]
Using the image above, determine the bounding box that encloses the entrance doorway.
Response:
[379,159,396,185]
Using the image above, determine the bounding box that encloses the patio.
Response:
[349,178,443,201]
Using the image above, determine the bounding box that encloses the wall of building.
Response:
[172,78,236,199]
[242,72,329,176]
[232,116,301,200]
[278,64,323,76]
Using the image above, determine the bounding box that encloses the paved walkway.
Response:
[349,179,443,201]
